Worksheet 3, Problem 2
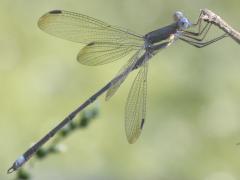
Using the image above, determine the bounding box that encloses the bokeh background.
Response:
[1,0,240,179]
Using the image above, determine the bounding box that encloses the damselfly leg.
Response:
[180,34,228,48]
[183,23,212,41]
[179,11,228,48]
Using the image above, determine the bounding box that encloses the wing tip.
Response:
[38,10,63,29]
[127,132,141,144]
[127,136,138,144]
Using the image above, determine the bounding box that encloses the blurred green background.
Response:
[1,0,240,179]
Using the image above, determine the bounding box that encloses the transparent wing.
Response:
[38,10,144,47]
[105,49,145,100]
[125,62,148,144]
[77,42,140,66]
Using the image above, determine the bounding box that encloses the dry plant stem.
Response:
[200,8,240,44]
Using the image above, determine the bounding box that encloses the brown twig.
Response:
[200,8,240,44]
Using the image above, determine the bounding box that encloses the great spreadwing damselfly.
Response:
[8,9,232,173]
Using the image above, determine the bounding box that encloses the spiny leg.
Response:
[182,10,214,42]
[192,10,205,26]
[180,33,228,48]
[184,10,205,35]
[183,23,212,41]
[184,21,205,36]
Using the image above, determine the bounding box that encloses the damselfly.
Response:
[8,10,229,173]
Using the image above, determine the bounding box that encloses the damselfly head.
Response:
[177,17,191,30]
[173,11,192,30]
[173,11,184,21]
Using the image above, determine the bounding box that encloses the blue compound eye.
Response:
[174,11,184,21]
[178,17,191,30]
